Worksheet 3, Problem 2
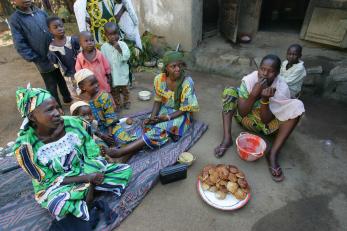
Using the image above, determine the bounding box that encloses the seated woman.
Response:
[214,54,305,182]
[13,87,132,222]
[105,51,199,158]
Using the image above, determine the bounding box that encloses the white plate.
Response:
[197,180,251,211]
[119,117,132,129]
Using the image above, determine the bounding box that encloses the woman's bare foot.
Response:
[214,139,233,158]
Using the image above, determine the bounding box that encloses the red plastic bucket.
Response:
[236,132,266,161]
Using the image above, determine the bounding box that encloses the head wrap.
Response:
[16,86,52,118]
[70,101,90,115]
[162,51,186,110]
[162,51,185,72]
[75,68,94,86]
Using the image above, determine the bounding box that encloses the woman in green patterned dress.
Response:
[104,51,199,159]
[13,87,132,221]
[214,55,305,182]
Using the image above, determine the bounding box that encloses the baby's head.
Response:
[286,44,302,65]
[79,31,95,53]
[75,69,100,97]
[104,22,120,44]
[47,16,64,39]
[70,101,94,122]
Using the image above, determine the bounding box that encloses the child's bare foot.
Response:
[214,139,233,158]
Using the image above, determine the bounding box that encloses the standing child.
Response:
[47,16,80,100]
[280,44,307,98]
[9,0,72,106]
[101,22,131,110]
[74,69,136,146]
[75,31,112,94]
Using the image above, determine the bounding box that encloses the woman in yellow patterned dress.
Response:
[104,51,199,159]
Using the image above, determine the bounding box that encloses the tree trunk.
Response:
[63,0,74,14]
[0,0,14,16]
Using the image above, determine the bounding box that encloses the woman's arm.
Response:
[237,95,258,117]
[259,88,276,124]
[61,175,89,185]
[238,78,267,117]
[150,101,162,118]
[259,103,275,124]
[168,110,185,120]
[61,173,104,185]
[115,5,126,21]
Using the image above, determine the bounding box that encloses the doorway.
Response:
[202,0,219,38]
[259,0,310,32]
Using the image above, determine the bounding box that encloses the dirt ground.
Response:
[1,44,347,231]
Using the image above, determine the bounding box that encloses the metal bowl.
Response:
[138,90,151,101]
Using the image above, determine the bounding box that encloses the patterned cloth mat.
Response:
[0,111,208,231]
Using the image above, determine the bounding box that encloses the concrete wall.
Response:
[133,0,203,51]
[238,0,262,37]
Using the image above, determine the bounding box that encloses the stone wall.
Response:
[133,0,203,51]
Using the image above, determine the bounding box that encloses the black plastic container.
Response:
[159,164,188,184]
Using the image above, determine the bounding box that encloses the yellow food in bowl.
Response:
[178,152,195,165]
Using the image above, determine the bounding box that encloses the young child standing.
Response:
[101,22,131,110]
[75,31,112,94]
[74,69,135,146]
[47,16,80,100]
[9,0,72,106]
[280,44,307,98]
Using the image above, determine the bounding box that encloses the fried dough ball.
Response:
[242,187,250,194]
[234,188,247,200]
[237,178,248,189]
[226,181,239,194]
[216,165,230,180]
[220,180,228,186]
[228,164,238,170]
[202,183,210,190]
[125,118,133,125]
[228,173,238,182]
[219,185,228,194]
[204,178,214,186]
[209,174,219,184]
[208,167,216,175]
[200,171,209,181]
[203,164,215,173]
[215,182,221,189]
[209,186,217,192]
[236,171,245,179]
[229,166,239,174]
[215,191,227,200]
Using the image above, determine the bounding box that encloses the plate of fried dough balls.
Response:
[197,164,251,210]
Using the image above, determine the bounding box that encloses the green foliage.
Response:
[57,6,70,21]
[140,32,155,63]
